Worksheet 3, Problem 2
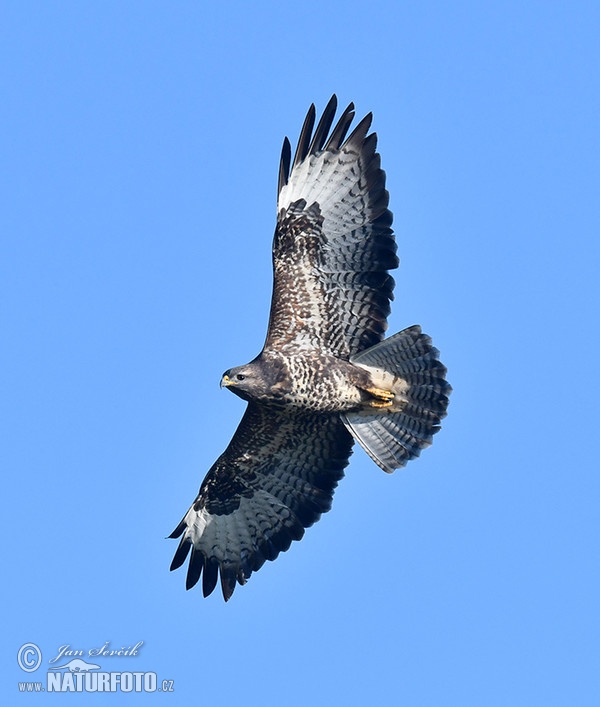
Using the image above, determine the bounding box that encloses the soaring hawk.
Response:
[170,96,451,600]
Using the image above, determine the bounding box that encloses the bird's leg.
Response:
[365,386,395,408]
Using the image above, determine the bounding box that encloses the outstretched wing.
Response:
[264,95,398,358]
[170,403,353,600]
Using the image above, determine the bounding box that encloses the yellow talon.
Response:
[367,387,395,401]
[369,398,394,409]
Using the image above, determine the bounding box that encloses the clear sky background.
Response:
[2,1,599,704]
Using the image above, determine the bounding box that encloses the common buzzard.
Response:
[170,96,451,600]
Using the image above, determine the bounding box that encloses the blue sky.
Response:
[2,1,599,704]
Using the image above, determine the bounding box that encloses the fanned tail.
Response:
[342,325,451,473]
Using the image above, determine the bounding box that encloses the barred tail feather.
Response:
[342,325,451,473]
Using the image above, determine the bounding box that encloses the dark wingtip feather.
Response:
[168,520,186,539]
[324,102,355,150]
[292,103,316,170]
[170,536,192,572]
[185,547,204,590]
[363,131,378,157]
[278,137,291,194]
[202,558,219,597]
[286,98,370,176]
[307,94,338,156]
[344,112,373,149]
[220,565,238,602]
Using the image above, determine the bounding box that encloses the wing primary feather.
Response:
[168,519,186,539]
[343,112,373,149]
[278,137,291,194]
[202,558,219,597]
[186,547,204,590]
[307,94,337,156]
[170,536,192,571]
[362,132,378,158]
[292,103,316,169]
[220,565,238,602]
[324,102,355,150]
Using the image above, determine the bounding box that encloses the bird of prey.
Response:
[170,96,451,601]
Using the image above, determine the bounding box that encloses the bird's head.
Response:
[220,357,289,403]
[220,363,265,401]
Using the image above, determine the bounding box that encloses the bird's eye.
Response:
[236,374,246,381]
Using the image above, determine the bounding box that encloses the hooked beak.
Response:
[220,374,233,389]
